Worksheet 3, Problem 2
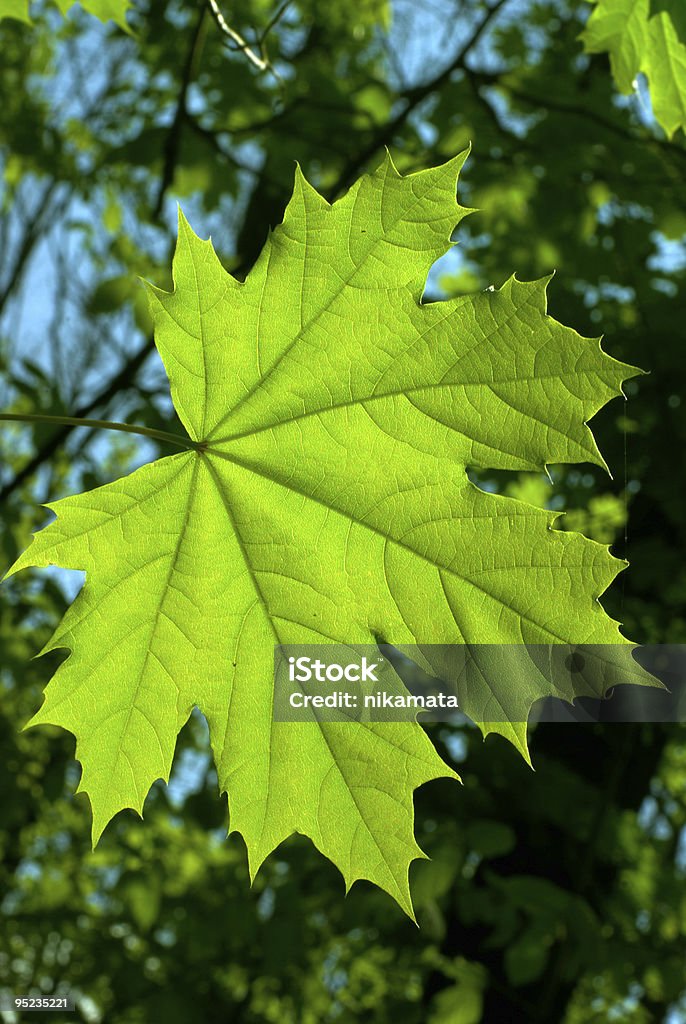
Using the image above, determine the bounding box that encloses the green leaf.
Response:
[504,924,551,986]
[428,960,486,1024]
[5,152,646,914]
[0,0,132,27]
[55,0,132,30]
[0,0,31,22]
[581,0,686,138]
[650,0,686,44]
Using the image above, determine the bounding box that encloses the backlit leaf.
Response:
[6,152,647,913]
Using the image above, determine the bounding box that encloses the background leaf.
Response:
[582,0,686,137]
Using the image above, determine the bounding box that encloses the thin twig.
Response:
[331,0,512,197]
[258,0,292,45]
[206,0,268,71]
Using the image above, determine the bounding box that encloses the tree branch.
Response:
[472,71,686,168]
[0,11,216,503]
[330,0,511,197]
[258,0,292,46]
[153,7,210,217]
[0,337,157,502]
[206,0,268,72]
[0,182,61,315]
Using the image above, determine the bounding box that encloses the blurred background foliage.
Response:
[0,0,685,1020]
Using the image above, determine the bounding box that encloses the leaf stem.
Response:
[0,413,199,451]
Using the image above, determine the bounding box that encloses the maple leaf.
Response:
[6,151,646,914]
[0,0,131,30]
[581,0,686,138]
[0,0,30,22]
[56,0,131,30]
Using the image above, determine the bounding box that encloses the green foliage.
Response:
[1,0,685,1016]
[0,0,30,22]
[0,0,131,27]
[5,152,647,913]
[54,0,131,29]
[582,0,686,137]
